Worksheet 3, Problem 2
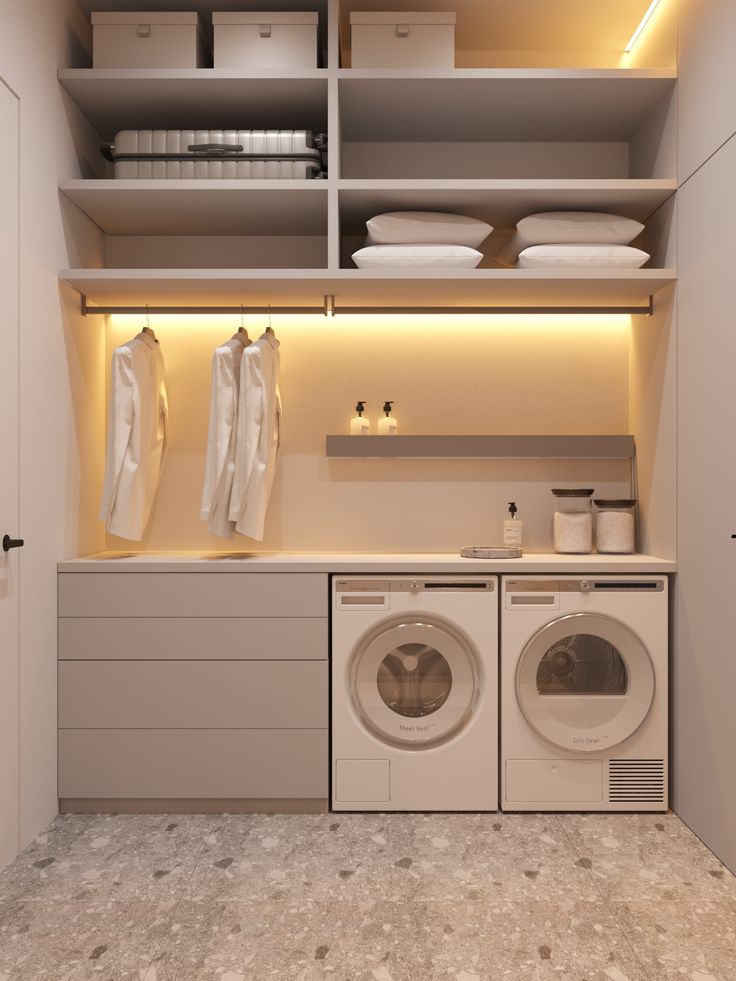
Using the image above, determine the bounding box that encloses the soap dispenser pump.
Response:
[350,401,370,435]
[378,401,398,435]
[503,502,523,547]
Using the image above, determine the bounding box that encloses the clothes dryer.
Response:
[332,576,498,811]
[501,576,668,812]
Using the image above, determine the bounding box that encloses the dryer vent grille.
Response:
[608,760,665,804]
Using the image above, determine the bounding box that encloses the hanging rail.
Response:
[80,294,654,317]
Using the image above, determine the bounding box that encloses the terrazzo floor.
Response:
[0,811,734,981]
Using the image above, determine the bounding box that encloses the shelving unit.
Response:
[58,0,678,311]
[326,435,636,459]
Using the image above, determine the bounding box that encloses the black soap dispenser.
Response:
[350,401,370,435]
[378,401,398,435]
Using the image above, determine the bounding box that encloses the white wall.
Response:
[106,313,633,553]
[0,0,105,851]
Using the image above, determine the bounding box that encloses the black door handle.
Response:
[2,535,24,552]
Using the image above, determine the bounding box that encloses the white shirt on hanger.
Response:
[99,331,168,541]
[229,331,282,541]
[200,333,250,539]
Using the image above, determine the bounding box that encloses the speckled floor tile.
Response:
[0,896,174,980]
[557,813,736,906]
[386,813,595,903]
[141,896,386,980]
[0,814,214,906]
[183,813,398,903]
[384,896,648,981]
[0,811,734,980]
[611,899,736,981]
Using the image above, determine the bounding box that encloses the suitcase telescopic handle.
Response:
[188,143,245,154]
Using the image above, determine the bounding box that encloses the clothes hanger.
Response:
[265,303,276,338]
[234,305,250,344]
[142,304,157,342]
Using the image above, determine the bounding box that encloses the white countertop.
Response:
[58,551,677,573]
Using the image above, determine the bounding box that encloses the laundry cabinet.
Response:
[57,571,328,812]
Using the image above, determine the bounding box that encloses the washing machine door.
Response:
[516,612,655,752]
[351,617,478,747]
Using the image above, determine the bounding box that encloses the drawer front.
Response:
[59,661,327,729]
[58,572,327,618]
[59,617,327,661]
[59,728,327,799]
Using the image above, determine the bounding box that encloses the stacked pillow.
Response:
[495,212,649,269]
[352,212,492,268]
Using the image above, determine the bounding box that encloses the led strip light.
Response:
[624,0,662,52]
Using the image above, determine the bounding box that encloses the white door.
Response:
[515,613,655,753]
[351,617,478,746]
[0,78,20,869]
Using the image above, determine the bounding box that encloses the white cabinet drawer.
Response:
[59,661,327,729]
[59,617,327,661]
[58,573,327,618]
[59,729,327,799]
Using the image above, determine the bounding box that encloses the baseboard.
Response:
[59,798,328,815]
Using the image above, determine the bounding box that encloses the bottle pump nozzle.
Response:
[508,502,518,517]
[382,401,394,415]
[355,401,366,415]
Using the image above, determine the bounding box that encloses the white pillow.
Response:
[366,211,492,248]
[497,211,645,266]
[352,244,483,268]
[517,244,650,269]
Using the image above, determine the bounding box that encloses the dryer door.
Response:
[516,612,654,752]
[351,617,478,747]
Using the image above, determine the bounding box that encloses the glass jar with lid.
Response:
[594,499,636,554]
[552,489,594,554]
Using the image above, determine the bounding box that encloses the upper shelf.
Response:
[60,180,328,236]
[58,69,328,138]
[338,70,676,142]
[326,434,636,459]
[60,268,676,310]
[338,179,677,230]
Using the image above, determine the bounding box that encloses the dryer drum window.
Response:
[377,643,453,718]
[537,634,628,695]
[350,617,479,747]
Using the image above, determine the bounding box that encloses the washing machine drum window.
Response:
[516,612,654,753]
[351,618,478,747]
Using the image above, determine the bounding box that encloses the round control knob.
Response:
[580,580,592,593]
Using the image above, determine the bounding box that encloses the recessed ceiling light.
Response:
[624,0,662,52]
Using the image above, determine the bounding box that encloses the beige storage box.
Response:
[91,11,208,69]
[213,12,319,69]
[350,11,455,68]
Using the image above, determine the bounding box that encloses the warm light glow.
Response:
[624,0,662,52]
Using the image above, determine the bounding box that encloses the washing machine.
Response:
[501,575,668,812]
[332,576,498,811]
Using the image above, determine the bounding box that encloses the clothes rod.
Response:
[80,294,654,317]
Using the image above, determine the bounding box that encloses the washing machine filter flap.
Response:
[350,616,478,747]
[516,612,655,753]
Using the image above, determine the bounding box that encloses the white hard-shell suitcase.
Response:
[101,130,326,179]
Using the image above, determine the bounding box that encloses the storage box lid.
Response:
[350,11,456,25]
[213,11,319,26]
[92,11,202,26]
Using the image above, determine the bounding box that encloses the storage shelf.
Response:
[338,179,677,231]
[60,268,676,310]
[60,180,328,236]
[338,70,676,142]
[326,435,636,459]
[58,69,329,138]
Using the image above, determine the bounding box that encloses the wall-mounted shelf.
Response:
[326,435,636,458]
[58,69,329,138]
[338,70,676,142]
[60,180,328,236]
[60,268,675,311]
